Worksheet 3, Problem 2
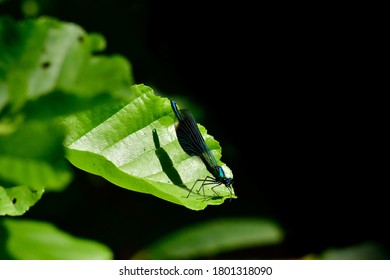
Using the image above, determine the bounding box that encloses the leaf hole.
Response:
[12,198,17,204]
[41,61,51,69]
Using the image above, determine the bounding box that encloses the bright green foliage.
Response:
[63,84,235,210]
[0,218,113,259]
[133,217,283,259]
[0,16,132,112]
[0,16,133,215]
[0,16,234,215]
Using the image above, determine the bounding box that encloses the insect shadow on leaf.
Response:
[152,128,185,188]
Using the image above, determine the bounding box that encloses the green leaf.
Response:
[0,15,132,134]
[0,185,44,216]
[0,120,71,189]
[0,218,113,259]
[133,217,284,259]
[0,16,133,114]
[319,241,389,260]
[63,84,236,210]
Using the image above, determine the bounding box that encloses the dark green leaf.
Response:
[133,217,284,259]
[319,241,389,260]
[0,120,71,189]
[0,218,113,259]
[0,120,72,216]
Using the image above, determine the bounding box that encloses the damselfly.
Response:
[170,100,234,200]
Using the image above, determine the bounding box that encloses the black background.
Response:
[1,0,387,259]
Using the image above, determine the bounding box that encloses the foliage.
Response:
[133,218,283,259]
[0,16,235,216]
[0,218,113,259]
[0,16,243,259]
[0,16,132,216]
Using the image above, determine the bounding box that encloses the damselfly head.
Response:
[222,177,234,201]
[222,177,234,188]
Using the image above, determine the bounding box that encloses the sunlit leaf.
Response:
[63,84,236,210]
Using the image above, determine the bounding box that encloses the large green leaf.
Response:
[0,16,132,114]
[0,218,113,259]
[63,84,236,210]
[132,217,284,259]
